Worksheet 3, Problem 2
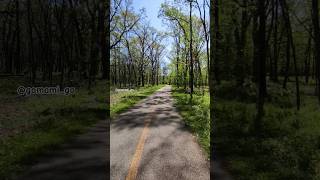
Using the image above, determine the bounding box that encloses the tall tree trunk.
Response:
[255,0,267,135]
[272,0,279,82]
[100,1,108,80]
[196,0,210,85]
[280,0,300,110]
[15,0,21,74]
[189,0,194,99]
[175,35,180,87]
[27,0,36,84]
[214,0,220,85]
[252,14,258,83]
[305,36,312,84]
[312,0,320,101]
[88,14,99,90]
[104,0,110,173]
[235,0,249,86]
[283,34,290,89]
[184,47,188,90]
[210,0,217,177]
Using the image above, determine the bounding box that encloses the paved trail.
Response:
[18,121,108,180]
[18,85,230,180]
[111,85,209,180]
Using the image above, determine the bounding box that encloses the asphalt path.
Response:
[110,85,209,180]
[17,120,108,180]
[18,85,232,180]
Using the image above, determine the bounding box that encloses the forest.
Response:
[110,0,210,91]
[163,0,210,94]
[110,0,167,88]
[211,0,320,179]
[109,1,211,179]
[0,0,110,179]
[0,0,110,88]
[1,0,320,179]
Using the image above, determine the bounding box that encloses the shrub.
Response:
[266,83,295,108]
[214,80,256,102]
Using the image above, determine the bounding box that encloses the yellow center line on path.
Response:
[125,108,154,180]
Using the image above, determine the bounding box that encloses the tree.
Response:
[188,0,194,98]
[213,0,220,85]
[280,0,300,110]
[312,0,320,102]
[255,0,266,134]
[195,0,210,84]
[209,0,216,177]
[233,0,251,86]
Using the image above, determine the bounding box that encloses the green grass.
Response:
[0,80,107,179]
[110,85,165,118]
[214,81,320,180]
[171,88,210,158]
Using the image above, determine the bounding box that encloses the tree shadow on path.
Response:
[17,121,108,180]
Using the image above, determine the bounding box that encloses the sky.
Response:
[132,0,173,64]
[132,0,167,32]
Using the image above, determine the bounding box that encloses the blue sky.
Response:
[132,0,172,64]
[132,0,167,31]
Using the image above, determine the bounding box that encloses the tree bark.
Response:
[255,0,267,135]
[189,0,194,99]
[280,0,300,110]
[209,0,217,177]
[213,0,220,85]
[272,0,279,82]
[312,0,320,101]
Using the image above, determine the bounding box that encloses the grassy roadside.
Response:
[111,85,165,118]
[0,80,107,179]
[171,87,210,158]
